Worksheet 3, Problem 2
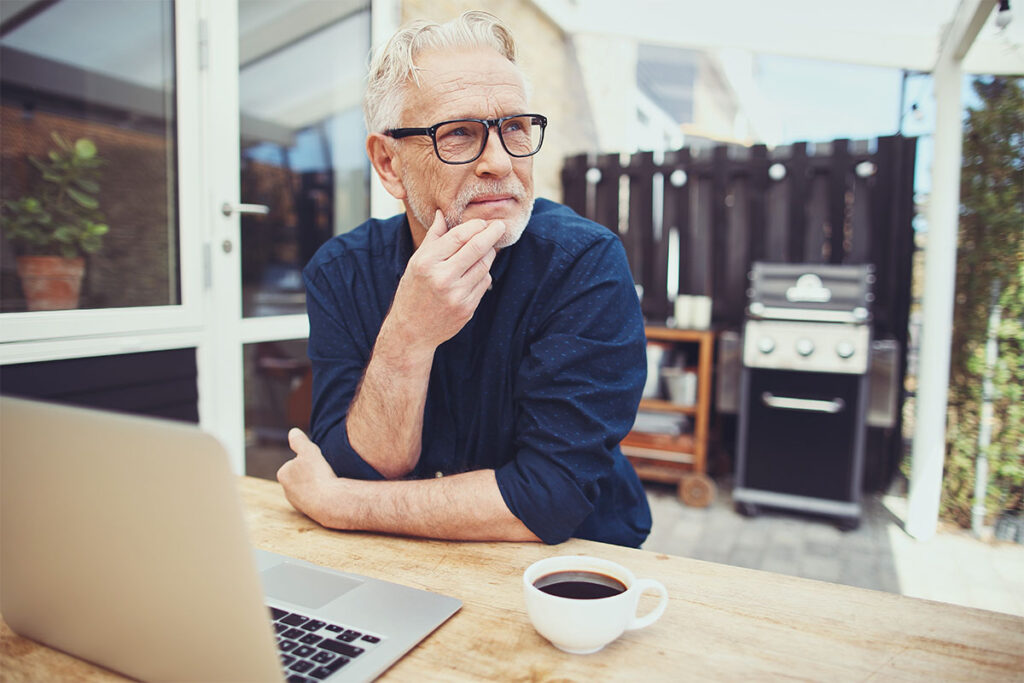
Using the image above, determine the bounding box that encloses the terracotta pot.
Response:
[16,255,86,311]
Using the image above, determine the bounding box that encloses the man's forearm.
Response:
[346,315,435,479]
[309,469,540,542]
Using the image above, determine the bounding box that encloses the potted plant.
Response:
[1,132,108,311]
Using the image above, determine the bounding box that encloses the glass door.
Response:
[202,0,371,474]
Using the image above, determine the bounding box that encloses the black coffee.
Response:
[533,570,627,599]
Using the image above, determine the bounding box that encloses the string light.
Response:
[995,0,1012,29]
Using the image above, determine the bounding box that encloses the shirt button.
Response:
[434,471,444,478]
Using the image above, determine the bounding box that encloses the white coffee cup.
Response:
[673,295,693,328]
[523,555,668,654]
[690,296,712,330]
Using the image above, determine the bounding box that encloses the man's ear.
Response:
[366,133,407,200]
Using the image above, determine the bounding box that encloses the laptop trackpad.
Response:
[262,561,362,610]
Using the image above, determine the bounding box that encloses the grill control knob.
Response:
[836,341,856,359]
[795,338,815,357]
[757,337,776,354]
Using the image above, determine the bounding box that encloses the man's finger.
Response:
[419,218,490,263]
[460,248,497,289]
[421,210,447,244]
[288,427,317,456]
[433,217,486,250]
[447,220,504,274]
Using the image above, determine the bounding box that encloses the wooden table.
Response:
[2,476,1022,681]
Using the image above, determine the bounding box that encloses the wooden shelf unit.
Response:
[623,326,716,506]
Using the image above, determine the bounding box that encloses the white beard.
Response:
[404,174,533,249]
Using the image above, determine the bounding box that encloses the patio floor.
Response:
[641,477,1024,618]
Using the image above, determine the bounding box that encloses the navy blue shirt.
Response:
[303,198,651,547]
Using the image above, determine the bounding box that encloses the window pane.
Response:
[0,0,179,312]
[244,339,310,480]
[238,5,370,318]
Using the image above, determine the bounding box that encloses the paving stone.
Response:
[728,545,764,570]
[838,557,886,592]
[760,546,799,577]
[877,566,901,594]
[803,539,840,560]
[798,555,843,583]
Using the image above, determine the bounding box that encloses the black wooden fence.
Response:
[562,136,917,338]
[562,136,918,490]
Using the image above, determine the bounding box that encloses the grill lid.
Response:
[747,262,874,321]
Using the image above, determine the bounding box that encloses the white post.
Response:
[905,0,997,541]
[369,0,403,220]
[906,54,963,541]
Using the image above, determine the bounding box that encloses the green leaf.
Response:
[72,178,100,193]
[66,187,99,210]
[28,157,49,174]
[74,139,97,159]
[50,131,72,151]
[80,238,97,253]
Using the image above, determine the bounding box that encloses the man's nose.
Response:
[474,128,513,177]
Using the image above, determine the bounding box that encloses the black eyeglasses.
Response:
[385,114,547,165]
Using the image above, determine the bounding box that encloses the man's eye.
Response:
[443,126,471,138]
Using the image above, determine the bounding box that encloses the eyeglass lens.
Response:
[434,116,542,163]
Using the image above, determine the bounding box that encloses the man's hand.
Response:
[277,428,340,526]
[386,210,504,360]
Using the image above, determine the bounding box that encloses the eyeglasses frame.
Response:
[384,113,547,165]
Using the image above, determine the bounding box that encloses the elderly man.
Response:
[277,11,651,547]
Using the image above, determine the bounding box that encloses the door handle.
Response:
[221,202,270,217]
[761,392,845,414]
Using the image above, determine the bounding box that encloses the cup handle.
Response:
[626,578,668,630]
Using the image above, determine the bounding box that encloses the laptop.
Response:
[0,397,461,682]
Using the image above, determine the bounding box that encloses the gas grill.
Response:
[734,262,875,530]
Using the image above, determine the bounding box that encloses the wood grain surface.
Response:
[3,476,1022,681]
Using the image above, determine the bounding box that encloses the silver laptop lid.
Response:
[0,397,283,682]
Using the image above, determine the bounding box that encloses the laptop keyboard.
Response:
[269,606,382,682]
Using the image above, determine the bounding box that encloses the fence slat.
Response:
[786,142,809,262]
[561,153,588,216]
[748,144,769,265]
[710,146,731,317]
[664,149,691,305]
[628,152,662,318]
[829,139,851,264]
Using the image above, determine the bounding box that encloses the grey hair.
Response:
[363,11,525,133]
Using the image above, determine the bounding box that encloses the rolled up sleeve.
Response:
[493,237,646,544]
[304,266,386,481]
